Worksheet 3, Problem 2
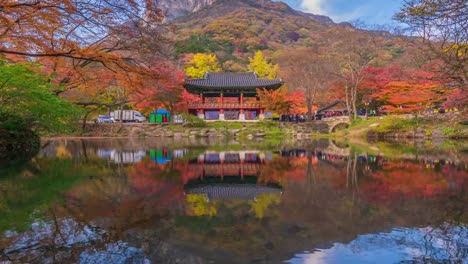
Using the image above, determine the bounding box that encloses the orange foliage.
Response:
[132,65,186,113]
[0,0,178,112]
[363,65,448,112]
[0,0,165,71]
[257,88,305,114]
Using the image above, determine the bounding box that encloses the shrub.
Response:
[440,127,457,136]
[180,113,206,128]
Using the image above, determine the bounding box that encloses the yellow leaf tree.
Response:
[248,51,279,79]
[185,53,221,78]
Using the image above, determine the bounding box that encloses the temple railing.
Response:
[187,103,262,109]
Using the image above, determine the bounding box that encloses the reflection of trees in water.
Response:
[1,156,195,263]
[2,139,468,263]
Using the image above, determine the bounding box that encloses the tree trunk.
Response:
[352,86,358,120]
[306,97,313,121]
[345,84,352,118]
[119,103,124,124]
[82,111,90,131]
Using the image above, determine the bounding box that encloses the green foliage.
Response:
[0,61,82,133]
[248,51,278,79]
[371,117,420,133]
[0,159,88,233]
[180,113,207,128]
[0,113,30,133]
[440,127,457,136]
[0,114,40,160]
[207,122,242,129]
[186,194,217,216]
[175,35,221,54]
[257,119,280,128]
[390,46,405,57]
[250,193,281,218]
[185,53,221,78]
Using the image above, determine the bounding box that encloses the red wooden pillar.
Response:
[240,91,244,104]
[240,158,244,180]
[220,92,225,120]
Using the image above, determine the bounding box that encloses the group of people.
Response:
[280,114,307,122]
[427,107,459,114]
[356,109,384,116]
[319,111,348,118]
[279,111,346,122]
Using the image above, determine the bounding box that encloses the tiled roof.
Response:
[317,100,347,113]
[186,184,282,200]
[184,72,283,92]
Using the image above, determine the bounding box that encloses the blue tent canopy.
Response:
[154,109,169,114]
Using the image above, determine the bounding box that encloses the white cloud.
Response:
[300,0,327,15]
[332,7,367,22]
[298,0,367,23]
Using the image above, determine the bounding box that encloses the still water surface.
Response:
[0,138,467,264]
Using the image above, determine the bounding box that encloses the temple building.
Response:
[183,72,283,121]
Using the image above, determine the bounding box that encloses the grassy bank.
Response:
[332,114,468,140]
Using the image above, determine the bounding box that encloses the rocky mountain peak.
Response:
[155,0,334,24]
[155,0,217,21]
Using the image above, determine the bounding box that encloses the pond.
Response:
[0,138,467,263]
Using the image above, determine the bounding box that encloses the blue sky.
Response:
[279,0,402,25]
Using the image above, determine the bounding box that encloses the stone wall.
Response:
[81,122,331,138]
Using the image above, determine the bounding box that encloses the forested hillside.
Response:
[173,0,410,70]
[172,0,450,114]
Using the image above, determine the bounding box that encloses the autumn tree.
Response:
[248,51,278,79]
[0,0,179,129]
[0,0,168,71]
[257,88,304,114]
[185,53,221,78]
[395,0,467,88]
[328,34,377,119]
[278,48,330,119]
[363,65,447,113]
[49,61,139,128]
[132,65,186,113]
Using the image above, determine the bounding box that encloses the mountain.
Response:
[155,0,217,21]
[170,0,412,71]
[155,0,335,23]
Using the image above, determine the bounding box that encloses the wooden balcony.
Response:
[187,103,262,109]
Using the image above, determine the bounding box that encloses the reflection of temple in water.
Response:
[189,151,271,180]
[97,149,146,164]
[185,151,282,200]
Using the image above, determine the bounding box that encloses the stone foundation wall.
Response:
[81,122,331,138]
